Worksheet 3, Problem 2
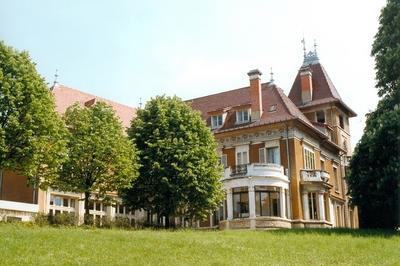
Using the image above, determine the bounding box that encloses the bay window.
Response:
[255,186,280,217]
[308,192,318,220]
[232,187,249,218]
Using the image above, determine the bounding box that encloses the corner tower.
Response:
[288,46,357,157]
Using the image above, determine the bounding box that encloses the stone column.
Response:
[280,187,286,218]
[106,204,116,221]
[302,192,310,220]
[248,186,256,229]
[78,193,85,225]
[318,192,325,221]
[226,189,233,221]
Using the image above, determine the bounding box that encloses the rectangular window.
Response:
[89,200,94,210]
[267,147,280,164]
[316,110,325,123]
[304,148,315,169]
[236,151,248,165]
[339,115,344,128]
[232,187,249,218]
[259,148,266,163]
[236,109,250,124]
[62,198,68,207]
[54,196,62,206]
[255,186,280,217]
[95,202,101,211]
[308,192,318,220]
[333,166,339,191]
[219,154,227,168]
[211,115,223,129]
[70,199,76,209]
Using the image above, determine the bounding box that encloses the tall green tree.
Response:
[347,0,400,229]
[122,96,223,228]
[58,102,139,224]
[0,41,67,189]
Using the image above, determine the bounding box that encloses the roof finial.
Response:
[314,39,318,55]
[301,37,306,58]
[53,69,59,87]
[139,97,143,109]
[270,67,274,83]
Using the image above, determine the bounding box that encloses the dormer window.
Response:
[211,114,223,129]
[236,109,250,124]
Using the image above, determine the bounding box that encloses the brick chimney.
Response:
[300,67,313,104]
[247,69,263,121]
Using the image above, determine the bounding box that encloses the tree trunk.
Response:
[165,214,170,229]
[0,169,3,200]
[84,191,91,225]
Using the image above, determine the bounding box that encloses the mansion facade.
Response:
[0,50,359,229]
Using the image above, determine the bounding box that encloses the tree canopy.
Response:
[121,96,223,227]
[347,0,400,229]
[58,102,139,223]
[0,41,67,187]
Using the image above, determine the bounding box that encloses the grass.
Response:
[0,223,399,265]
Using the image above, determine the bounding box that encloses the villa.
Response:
[190,49,358,229]
[0,49,358,229]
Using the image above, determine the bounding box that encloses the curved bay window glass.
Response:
[308,192,319,220]
[232,187,249,218]
[255,186,281,217]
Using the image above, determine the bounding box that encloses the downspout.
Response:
[285,123,292,219]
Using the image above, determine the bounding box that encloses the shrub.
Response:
[51,212,77,226]
[34,213,50,226]
[114,217,131,229]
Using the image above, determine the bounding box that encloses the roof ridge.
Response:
[273,85,314,126]
[187,82,272,102]
[54,84,136,111]
[318,64,342,100]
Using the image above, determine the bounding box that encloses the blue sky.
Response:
[0,0,386,147]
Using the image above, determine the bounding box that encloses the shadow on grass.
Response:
[269,228,399,238]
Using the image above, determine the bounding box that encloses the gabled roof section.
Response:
[288,63,356,117]
[51,84,136,128]
[188,83,314,133]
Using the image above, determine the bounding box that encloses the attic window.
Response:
[236,109,250,124]
[269,104,277,112]
[211,115,223,129]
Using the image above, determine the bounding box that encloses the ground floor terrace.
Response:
[198,163,358,230]
[0,168,358,229]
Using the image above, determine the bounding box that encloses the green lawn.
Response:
[0,224,399,265]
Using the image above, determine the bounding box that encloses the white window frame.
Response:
[236,109,250,124]
[235,145,249,165]
[220,154,227,168]
[211,114,224,129]
[303,146,315,170]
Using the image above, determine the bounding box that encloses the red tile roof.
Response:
[51,84,136,128]
[288,63,356,116]
[188,82,315,134]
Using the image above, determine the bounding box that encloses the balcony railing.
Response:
[223,163,286,181]
[230,164,248,176]
[300,169,330,182]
